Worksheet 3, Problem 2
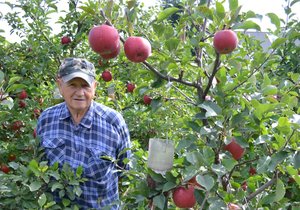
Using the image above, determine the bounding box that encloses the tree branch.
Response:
[244,171,278,203]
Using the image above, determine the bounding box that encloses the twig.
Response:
[199,191,210,210]
[244,172,278,203]
[202,53,221,99]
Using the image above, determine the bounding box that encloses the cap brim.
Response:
[61,72,94,86]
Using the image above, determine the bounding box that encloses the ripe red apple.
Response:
[143,95,152,105]
[18,90,28,99]
[228,203,242,210]
[213,29,238,54]
[11,120,23,131]
[127,83,135,93]
[241,181,247,191]
[124,36,151,63]
[61,36,71,45]
[172,186,196,208]
[19,100,26,108]
[88,24,120,59]
[249,167,257,176]
[8,154,16,162]
[1,164,10,174]
[33,108,41,118]
[224,138,245,160]
[101,70,112,82]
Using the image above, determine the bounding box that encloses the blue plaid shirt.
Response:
[37,101,131,209]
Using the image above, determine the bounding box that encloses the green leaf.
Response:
[268,151,289,172]
[162,181,177,192]
[0,71,4,83]
[222,158,237,171]
[6,83,27,93]
[271,38,287,49]
[196,174,214,191]
[76,166,83,178]
[202,146,215,166]
[257,156,272,174]
[199,101,222,117]
[229,0,238,11]
[232,20,261,31]
[294,151,300,169]
[266,13,281,29]
[262,85,277,96]
[215,2,225,20]
[153,194,166,209]
[51,183,64,192]
[196,6,213,20]
[276,117,291,135]
[29,181,42,191]
[156,7,179,23]
[38,193,47,207]
[165,38,180,52]
[254,135,272,145]
[274,179,285,202]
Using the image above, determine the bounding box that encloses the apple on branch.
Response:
[124,36,151,63]
[213,29,238,54]
[101,70,113,82]
[143,95,152,105]
[172,185,197,208]
[88,24,120,59]
[61,36,71,45]
[18,90,28,99]
[126,83,136,93]
[224,138,245,160]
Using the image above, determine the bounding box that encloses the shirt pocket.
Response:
[41,138,65,165]
[85,147,115,181]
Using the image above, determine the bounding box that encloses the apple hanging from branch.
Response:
[88,24,120,59]
[224,138,245,160]
[124,36,151,63]
[172,185,197,208]
[213,29,238,54]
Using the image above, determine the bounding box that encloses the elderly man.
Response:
[37,57,131,209]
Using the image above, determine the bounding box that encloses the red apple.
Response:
[100,43,121,60]
[249,167,256,176]
[61,36,71,45]
[1,164,10,174]
[32,108,41,119]
[11,120,23,131]
[88,24,120,59]
[224,138,245,160]
[101,70,112,82]
[19,100,26,108]
[124,36,151,63]
[8,154,16,162]
[18,90,28,99]
[241,181,247,191]
[228,203,242,210]
[172,186,196,208]
[127,83,135,93]
[143,95,152,105]
[213,29,238,54]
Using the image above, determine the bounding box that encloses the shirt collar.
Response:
[59,101,94,128]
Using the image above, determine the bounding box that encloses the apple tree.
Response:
[0,0,299,209]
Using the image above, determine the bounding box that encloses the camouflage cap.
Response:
[58,57,95,86]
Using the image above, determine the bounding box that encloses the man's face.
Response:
[57,77,97,113]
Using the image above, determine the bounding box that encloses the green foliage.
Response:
[0,0,299,209]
